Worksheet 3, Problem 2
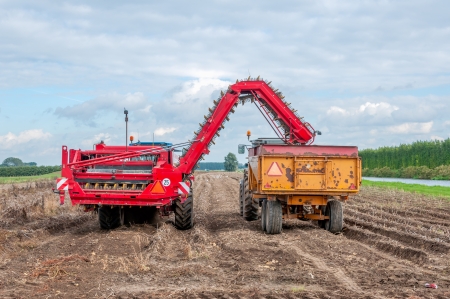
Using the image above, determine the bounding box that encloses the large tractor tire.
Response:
[261,199,267,232]
[243,171,258,221]
[99,206,122,229]
[324,200,343,233]
[265,200,282,234]
[239,179,244,216]
[174,195,194,230]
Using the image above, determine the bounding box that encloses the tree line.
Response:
[359,138,450,169]
[0,165,61,177]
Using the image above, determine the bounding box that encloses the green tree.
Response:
[2,157,24,167]
[224,152,238,171]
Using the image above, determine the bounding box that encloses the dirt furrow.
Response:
[344,209,450,245]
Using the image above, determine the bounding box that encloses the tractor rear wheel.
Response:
[265,200,282,234]
[261,199,267,232]
[99,206,121,230]
[324,200,343,233]
[243,171,258,221]
[174,195,194,230]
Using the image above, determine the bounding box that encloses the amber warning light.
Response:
[247,130,251,140]
[130,136,134,142]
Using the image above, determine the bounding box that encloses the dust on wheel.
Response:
[174,195,194,230]
[324,200,343,233]
[243,170,258,221]
[265,200,282,234]
[98,206,121,229]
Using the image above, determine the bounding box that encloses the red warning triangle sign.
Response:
[267,162,283,176]
[150,181,166,194]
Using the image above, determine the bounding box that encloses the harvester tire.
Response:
[243,171,258,221]
[324,200,343,233]
[261,199,267,232]
[265,200,282,234]
[98,206,121,230]
[174,195,194,230]
[239,180,244,216]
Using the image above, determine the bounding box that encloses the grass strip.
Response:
[362,179,450,199]
[0,171,60,184]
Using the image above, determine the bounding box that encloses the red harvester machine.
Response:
[56,78,356,231]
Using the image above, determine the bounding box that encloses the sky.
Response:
[0,0,449,165]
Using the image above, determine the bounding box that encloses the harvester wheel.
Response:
[174,195,194,230]
[243,171,258,221]
[324,200,343,233]
[239,180,244,216]
[98,206,121,230]
[265,200,282,234]
[261,199,267,232]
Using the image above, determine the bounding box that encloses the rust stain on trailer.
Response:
[285,168,294,182]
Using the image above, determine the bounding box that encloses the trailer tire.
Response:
[265,200,282,234]
[98,206,121,230]
[239,180,244,216]
[174,195,194,230]
[324,200,343,233]
[261,199,267,232]
[243,171,258,221]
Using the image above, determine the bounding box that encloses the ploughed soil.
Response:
[0,172,449,298]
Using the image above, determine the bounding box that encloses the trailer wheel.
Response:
[265,200,282,234]
[261,199,267,232]
[174,195,194,230]
[324,200,343,233]
[239,180,244,216]
[98,206,121,230]
[243,171,258,221]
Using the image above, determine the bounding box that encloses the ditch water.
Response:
[363,177,450,187]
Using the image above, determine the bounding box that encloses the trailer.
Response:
[239,138,361,234]
[55,77,360,232]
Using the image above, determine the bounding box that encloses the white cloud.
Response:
[0,129,51,149]
[387,122,433,134]
[431,135,445,141]
[359,102,399,116]
[154,127,176,136]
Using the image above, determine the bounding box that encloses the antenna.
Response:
[124,108,129,151]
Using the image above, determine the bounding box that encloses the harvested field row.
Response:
[0,173,449,298]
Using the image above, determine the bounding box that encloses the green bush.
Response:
[0,166,61,177]
[363,165,450,180]
[360,138,450,169]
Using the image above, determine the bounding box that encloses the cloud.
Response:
[431,135,444,141]
[1,1,450,164]
[154,127,176,136]
[325,101,399,126]
[54,92,148,126]
[387,122,433,134]
[0,129,52,149]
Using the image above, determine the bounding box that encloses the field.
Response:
[0,173,449,298]
[0,172,60,184]
[362,179,450,199]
